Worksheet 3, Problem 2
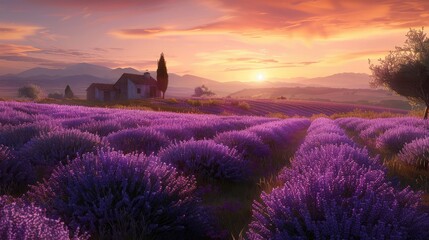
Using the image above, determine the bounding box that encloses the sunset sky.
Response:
[1,0,429,82]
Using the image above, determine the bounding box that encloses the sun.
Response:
[257,73,265,81]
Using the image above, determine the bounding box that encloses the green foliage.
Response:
[237,101,250,110]
[156,53,169,99]
[64,85,74,99]
[369,28,429,118]
[18,84,43,99]
[186,99,202,107]
[168,98,178,104]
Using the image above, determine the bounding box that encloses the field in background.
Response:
[33,97,411,118]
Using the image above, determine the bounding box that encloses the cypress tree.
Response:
[156,53,168,99]
[64,85,74,99]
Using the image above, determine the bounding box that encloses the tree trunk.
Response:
[424,106,429,120]
[162,91,165,99]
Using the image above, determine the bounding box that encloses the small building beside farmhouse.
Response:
[87,72,161,101]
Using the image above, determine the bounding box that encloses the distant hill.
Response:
[228,87,411,110]
[17,63,141,79]
[299,73,372,89]
[0,63,377,99]
[0,74,113,98]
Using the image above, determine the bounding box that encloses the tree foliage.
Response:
[156,53,168,99]
[18,84,43,99]
[193,85,215,97]
[64,85,74,98]
[369,28,429,119]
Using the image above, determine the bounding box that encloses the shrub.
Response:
[158,139,248,182]
[0,196,87,240]
[152,124,194,141]
[279,144,383,183]
[335,117,368,131]
[306,124,345,136]
[237,101,250,110]
[186,122,218,140]
[375,126,428,153]
[0,109,33,126]
[18,84,43,99]
[298,132,355,153]
[61,117,93,129]
[106,128,170,154]
[214,130,271,161]
[77,120,123,137]
[186,99,202,107]
[0,122,59,149]
[248,153,429,239]
[27,150,209,239]
[168,98,178,104]
[398,137,429,169]
[247,119,310,147]
[19,129,102,168]
[0,146,34,195]
[359,121,396,139]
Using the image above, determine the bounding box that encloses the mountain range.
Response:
[0,63,375,98]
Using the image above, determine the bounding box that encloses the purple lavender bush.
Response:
[158,139,248,182]
[213,130,271,161]
[298,132,355,152]
[0,122,60,149]
[359,121,396,139]
[106,128,170,154]
[0,109,33,126]
[0,196,85,240]
[60,117,93,129]
[19,129,102,167]
[27,150,210,240]
[398,137,429,170]
[77,120,123,137]
[247,119,310,147]
[335,117,368,131]
[248,155,429,239]
[152,124,194,141]
[376,126,428,153]
[0,145,34,195]
[279,144,383,183]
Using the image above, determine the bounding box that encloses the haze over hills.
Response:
[0,62,383,101]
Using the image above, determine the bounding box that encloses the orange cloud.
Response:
[0,23,42,40]
[0,44,40,55]
[111,0,429,40]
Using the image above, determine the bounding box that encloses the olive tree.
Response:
[18,84,43,100]
[370,28,429,119]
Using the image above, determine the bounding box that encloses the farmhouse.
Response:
[87,72,161,101]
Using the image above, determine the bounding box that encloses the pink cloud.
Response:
[111,0,429,40]
[0,23,42,40]
[0,44,40,55]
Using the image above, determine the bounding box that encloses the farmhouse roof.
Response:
[86,83,116,91]
[118,73,157,86]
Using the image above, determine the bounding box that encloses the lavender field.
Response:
[1,101,429,239]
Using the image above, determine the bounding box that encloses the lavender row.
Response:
[247,118,429,239]
[337,117,429,170]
